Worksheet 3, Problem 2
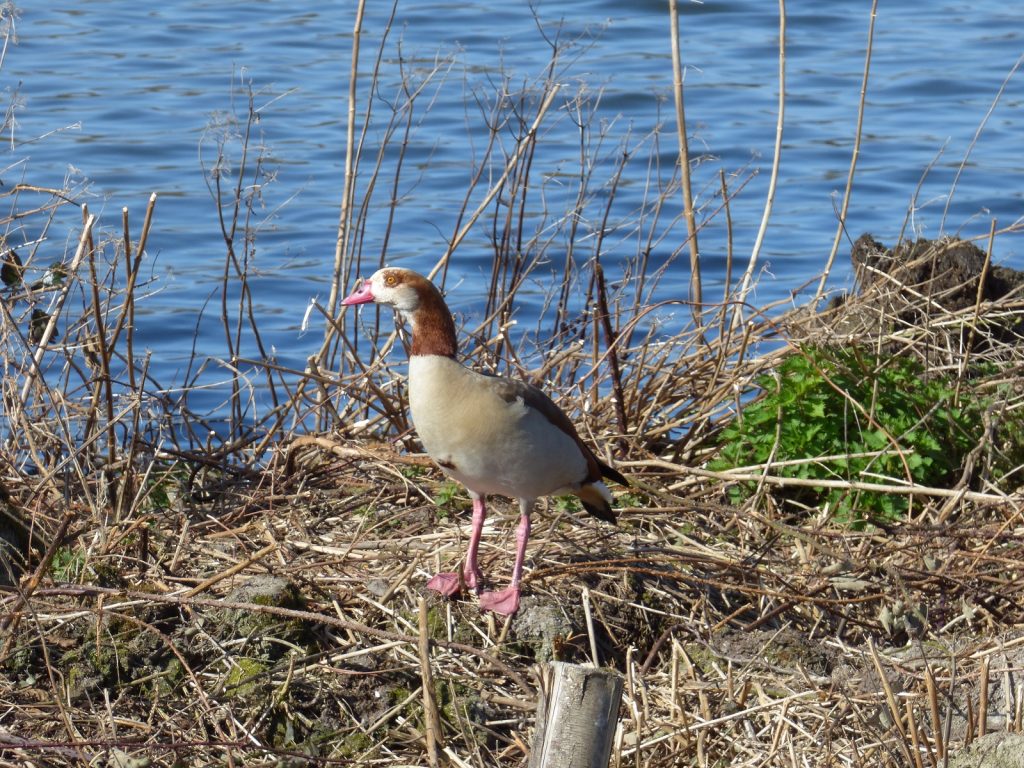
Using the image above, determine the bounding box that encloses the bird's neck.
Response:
[408,290,458,358]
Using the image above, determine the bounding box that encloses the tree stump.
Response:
[528,662,623,768]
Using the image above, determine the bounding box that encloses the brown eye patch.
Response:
[384,272,399,287]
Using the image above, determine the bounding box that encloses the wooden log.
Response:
[529,662,623,768]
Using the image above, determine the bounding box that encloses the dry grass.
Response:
[2,4,1024,767]
[3,188,1024,766]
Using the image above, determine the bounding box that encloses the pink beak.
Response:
[341,278,375,306]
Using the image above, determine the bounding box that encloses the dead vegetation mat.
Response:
[4,438,1024,767]
[3,238,1024,767]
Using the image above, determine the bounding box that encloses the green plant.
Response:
[617,490,649,508]
[140,462,188,511]
[553,495,582,515]
[710,346,984,525]
[399,464,426,479]
[50,547,87,582]
[433,481,465,511]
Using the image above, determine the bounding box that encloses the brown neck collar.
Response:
[408,285,458,358]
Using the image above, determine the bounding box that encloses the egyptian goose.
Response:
[342,268,627,615]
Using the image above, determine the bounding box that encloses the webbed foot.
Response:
[479,585,521,616]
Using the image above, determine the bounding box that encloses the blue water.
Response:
[3,1,1022,416]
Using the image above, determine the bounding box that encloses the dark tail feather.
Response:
[578,483,617,525]
[596,458,628,488]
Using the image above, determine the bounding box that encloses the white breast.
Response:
[408,355,588,500]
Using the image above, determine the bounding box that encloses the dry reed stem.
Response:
[978,654,990,739]
[815,0,878,304]
[328,0,368,320]
[667,0,702,316]
[427,82,563,281]
[18,214,95,402]
[940,52,1024,231]
[733,0,786,323]
[418,596,444,767]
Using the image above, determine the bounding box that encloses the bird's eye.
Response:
[385,274,397,287]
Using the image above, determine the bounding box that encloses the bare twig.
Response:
[668,0,701,316]
[734,0,786,323]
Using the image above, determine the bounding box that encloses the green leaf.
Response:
[711,344,997,525]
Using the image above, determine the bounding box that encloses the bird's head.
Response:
[342,267,432,313]
[342,267,456,357]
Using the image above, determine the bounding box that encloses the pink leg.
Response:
[479,500,532,616]
[461,494,486,590]
[427,494,486,597]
